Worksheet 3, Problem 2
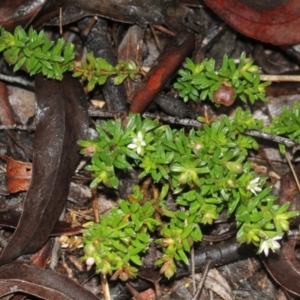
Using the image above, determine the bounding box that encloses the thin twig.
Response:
[0,74,34,88]
[125,283,144,300]
[285,152,300,192]
[190,258,212,300]
[191,246,196,294]
[91,187,99,223]
[260,74,300,82]
[100,274,111,300]
[245,130,298,149]
[88,110,203,128]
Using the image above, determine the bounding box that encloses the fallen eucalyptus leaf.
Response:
[0,73,89,265]
[0,261,99,299]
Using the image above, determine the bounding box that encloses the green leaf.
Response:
[13,56,26,72]
[130,254,142,265]
[177,249,189,265]
[119,200,130,214]
[97,75,109,85]
[113,74,127,85]
[97,57,114,71]
[181,224,194,239]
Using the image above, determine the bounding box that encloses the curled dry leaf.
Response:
[262,238,300,296]
[0,73,89,265]
[0,261,99,299]
[204,0,300,45]
[0,0,47,31]
[261,165,300,296]
[0,154,32,193]
[204,269,234,300]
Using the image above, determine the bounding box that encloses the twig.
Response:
[88,110,203,128]
[245,130,298,149]
[91,187,99,223]
[125,283,144,300]
[0,74,34,88]
[191,246,196,293]
[260,74,300,82]
[190,258,212,300]
[285,152,300,192]
[100,274,111,300]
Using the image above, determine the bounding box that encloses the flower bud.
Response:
[84,243,96,256]
[226,161,243,174]
[247,65,259,73]
[213,85,236,106]
[178,172,189,185]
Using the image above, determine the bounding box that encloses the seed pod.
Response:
[178,172,189,185]
[213,85,236,106]
[84,244,96,256]
[226,161,243,174]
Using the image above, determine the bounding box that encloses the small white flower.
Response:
[86,257,95,266]
[247,177,262,195]
[258,235,282,256]
[127,131,146,155]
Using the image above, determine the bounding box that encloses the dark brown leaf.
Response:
[0,73,89,265]
[204,0,300,45]
[0,82,15,125]
[34,0,189,32]
[117,25,145,98]
[0,0,47,31]
[0,209,83,236]
[261,238,300,296]
[0,261,99,299]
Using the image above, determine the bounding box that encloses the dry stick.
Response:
[0,74,34,88]
[91,187,99,223]
[101,274,111,300]
[260,74,300,82]
[125,283,144,300]
[285,152,300,192]
[150,25,163,53]
[59,7,63,35]
[190,258,212,300]
[191,247,196,294]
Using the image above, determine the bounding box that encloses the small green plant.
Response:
[0,26,139,89]
[79,112,298,279]
[0,26,269,104]
[174,53,270,105]
[82,185,160,280]
[0,25,298,281]
[264,102,300,154]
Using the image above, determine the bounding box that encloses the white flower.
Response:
[258,235,282,256]
[247,177,262,195]
[127,131,146,155]
[86,257,95,266]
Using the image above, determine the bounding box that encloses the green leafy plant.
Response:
[0,25,298,281]
[79,112,298,279]
[174,53,270,105]
[0,26,139,88]
[82,185,160,280]
[264,102,300,154]
[0,26,269,103]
